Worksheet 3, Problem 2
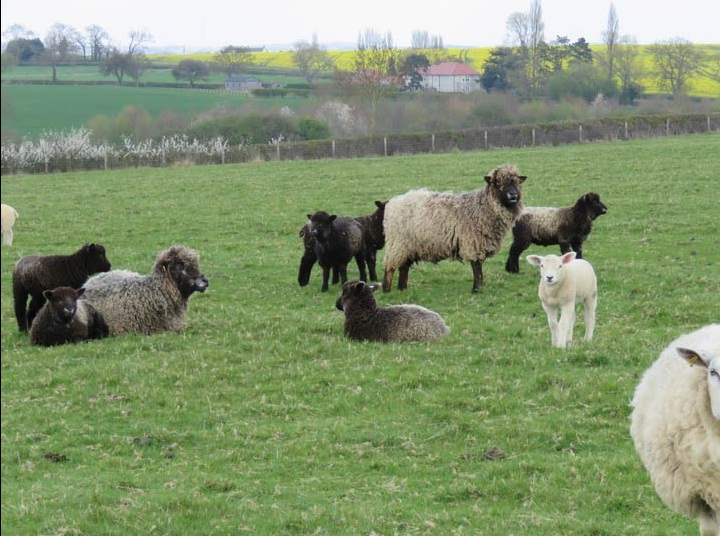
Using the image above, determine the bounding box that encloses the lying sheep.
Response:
[81,245,208,335]
[308,211,366,292]
[1,203,19,246]
[526,251,597,348]
[335,280,449,342]
[13,243,112,332]
[29,286,109,347]
[630,323,720,536]
[382,164,527,293]
[506,192,607,273]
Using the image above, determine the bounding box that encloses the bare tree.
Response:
[614,35,644,104]
[410,30,444,50]
[86,25,109,61]
[172,59,210,88]
[42,23,81,81]
[2,24,36,43]
[292,34,334,86]
[100,48,131,83]
[506,0,545,96]
[601,2,620,79]
[213,45,255,77]
[127,30,152,56]
[648,38,704,99]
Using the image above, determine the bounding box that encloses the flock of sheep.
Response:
[2,159,718,534]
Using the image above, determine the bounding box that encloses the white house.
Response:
[224,75,263,91]
[421,62,482,94]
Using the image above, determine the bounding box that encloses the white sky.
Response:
[2,0,718,51]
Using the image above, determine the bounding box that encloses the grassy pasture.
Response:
[1,135,718,535]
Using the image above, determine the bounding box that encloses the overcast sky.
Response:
[2,0,718,51]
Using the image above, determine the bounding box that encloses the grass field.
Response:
[1,135,718,535]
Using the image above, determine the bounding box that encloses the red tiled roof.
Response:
[423,62,479,76]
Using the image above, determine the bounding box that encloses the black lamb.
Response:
[308,211,366,292]
[29,286,109,347]
[13,243,112,331]
[505,192,607,273]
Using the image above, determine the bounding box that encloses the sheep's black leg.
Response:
[571,239,584,259]
[366,250,378,281]
[321,266,331,292]
[26,294,46,329]
[398,261,412,291]
[13,286,29,332]
[505,242,525,273]
[559,242,572,255]
[298,253,316,286]
[331,267,340,284]
[471,260,484,293]
[338,264,349,284]
[355,254,368,282]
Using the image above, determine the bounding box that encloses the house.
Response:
[420,62,482,94]
[224,75,263,91]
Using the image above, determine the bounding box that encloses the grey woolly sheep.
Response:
[81,245,208,335]
[506,192,607,273]
[1,203,19,245]
[335,280,449,342]
[13,243,112,332]
[382,164,527,293]
[29,286,109,347]
[630,323,720,536]
[308,211,366,292]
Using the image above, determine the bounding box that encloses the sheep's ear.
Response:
[561,252,576,264]
[518,175,527,183]
[43,289,54,300]
[526,255,542,266]
[354,281,366,293]
[329,215,337,222]
[677,347,709,368]
[306,214,312,220]
[484,174,493,185]
[76,287,85,297]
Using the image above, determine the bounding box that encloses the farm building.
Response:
[224,75,263,91]
[420,62,482,94]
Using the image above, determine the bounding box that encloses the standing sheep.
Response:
[630,323,720,536]
[526,251,597,348]
[13,243,112,332]
[382,164,527,293]
[335,280,449,342]
[1,203,19,245]
[29,286,109,347]
[81,245,208,335]
[505,192,607,273]
[308,211,366,292]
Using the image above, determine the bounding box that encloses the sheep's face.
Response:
[157,246,209,297]
[484,165,527,208]
[527,252,576,285]
[308,211,337,244]
[82,243,112,273]
[677,348,720,420]
[582,193,608,218]
[336,280,378,311]
[43,286,83,324]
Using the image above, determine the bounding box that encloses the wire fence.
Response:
[2,113,718,176]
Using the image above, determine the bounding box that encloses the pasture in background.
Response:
[1,135,718,535]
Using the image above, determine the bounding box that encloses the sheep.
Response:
[526,251,597,348]
[505,192,607,273]
[81,245,208,335]
[307,211,366,292]
[335,280,449,342]
[298,201,387,287]
[29,286,109,347]
[13,243,112,332]
[630,323,720,536]
[382,164,527,294]
[1,203,19,246]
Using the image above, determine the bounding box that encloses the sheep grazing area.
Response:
[1,134,718,535]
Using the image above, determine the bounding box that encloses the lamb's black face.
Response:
[85,244,112,273]
[586,194,608,217]
[168,259,209,297]
[44,288,79,323]
[311,223,333,243]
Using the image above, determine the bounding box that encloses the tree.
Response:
[292,34,334,86]
[601,3,620,80]
[648,38,704,99]
[506,0,545,96]
[410,30,444,50]
[41,24,81,81]
[399,53,430,91]
[614,35,644,105]
[172,59,210,88]
[213,45,255,77]
[4,37,45,63]
[86,25,110,61]
[480,47,523,92]
[100,48,133,83]
[127,30,152,56]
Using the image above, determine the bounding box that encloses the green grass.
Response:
[2,135,718,535]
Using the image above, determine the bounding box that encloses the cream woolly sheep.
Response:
[1,203,19,246]
[82,245,208,335]
[335,280,449,343]
[630,323,720,536]
[29,286,109,347]
[505,192,607,273]
[526,251,597,348]
[13,243,112,332]
[382,164,527,293]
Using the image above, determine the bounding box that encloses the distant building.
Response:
[420,62,482,94]
[224,75,263,91]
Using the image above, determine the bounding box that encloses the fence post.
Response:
[276,143,280,160]
[104,149,108,171]
[625,121,628,139]
[709,116,711,132]
[579,125,583,142]
[221,149,225,165]
[532,129,536,146]
[384,137,388,157]
[332,140,336,158]
[666,118,670,135]
[431,134,435,152]
[484,130,488,149]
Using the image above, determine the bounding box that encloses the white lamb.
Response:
[1,203,19,246]
[526,251,597,348]
[630,323,720,536]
